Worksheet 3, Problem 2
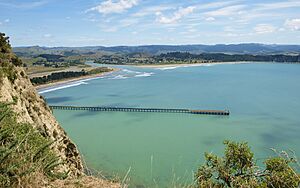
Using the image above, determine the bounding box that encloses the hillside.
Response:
[0,34,121,187]
[14,43,300,56]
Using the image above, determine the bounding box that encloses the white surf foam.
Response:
[37,75,108,94]
[109,75,128,79]
[156,66,179,70]
[156,62,250,70]
[80,76,104,82]
[135,72,154,77]
[38,81,85,94]
[123,69,141,74]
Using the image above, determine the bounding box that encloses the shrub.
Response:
[11,56,23,67]
[195,140,300,188]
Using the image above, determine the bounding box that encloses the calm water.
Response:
[41,62,300,187]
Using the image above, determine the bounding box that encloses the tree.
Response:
[195,140,300,188]
[0,32,11,54]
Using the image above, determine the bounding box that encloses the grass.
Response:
[0,102,68,187]
[25,66,65,75]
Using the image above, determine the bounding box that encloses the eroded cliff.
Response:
[0,33,121,187]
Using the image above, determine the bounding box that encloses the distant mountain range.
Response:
[13,43,300,56]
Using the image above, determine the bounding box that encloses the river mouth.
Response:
[42,62,300,187]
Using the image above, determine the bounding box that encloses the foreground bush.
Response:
[195,140,300,188]
[0,103,67,187]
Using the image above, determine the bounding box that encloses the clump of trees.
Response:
[31,71,87,85]
[0,33,22,83]
[30,67,112,85]
[195,140,300,187]
[0,33,11,54]
[37,54,65,62]
[0,33,23,67]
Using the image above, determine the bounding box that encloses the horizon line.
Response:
[12,42,300,48]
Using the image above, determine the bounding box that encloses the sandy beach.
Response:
[134,61,254,68]
[35,68,119,90]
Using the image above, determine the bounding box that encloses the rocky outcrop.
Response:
[0,66,83,176]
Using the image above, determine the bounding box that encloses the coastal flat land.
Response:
[26,65,92,78]
[25,63,118,89]
[35,68,118,90]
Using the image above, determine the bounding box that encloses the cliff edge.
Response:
[0,33,121,187]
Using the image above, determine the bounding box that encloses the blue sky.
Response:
[0,0,300,47]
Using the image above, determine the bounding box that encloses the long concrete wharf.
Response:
[49,105,230,116]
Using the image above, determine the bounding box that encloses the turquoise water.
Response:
[41,63,300,187]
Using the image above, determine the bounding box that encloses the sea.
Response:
[40,62,300,187]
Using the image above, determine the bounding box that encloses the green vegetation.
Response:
[93,52,300,65]
[30,70,87,85]
[159,52,300,63]
[21,55,83,68]
[0,33,22,83]
[14,45,300,67]
[195,140,300,187]
[1,32,121,187]
[1,33,67,186]
[13,44,300,57]
[0,102,67,187]
[13,44,300,68]
[30,67,112,85]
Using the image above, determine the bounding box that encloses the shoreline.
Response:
[134,61,256,68]
[35,68,119,90]
[35,61,260,91]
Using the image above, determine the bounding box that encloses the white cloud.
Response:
[224,26,235,32]
[285,18,300,31]
[197,1,241,10]
[132,5,175,17]
[43,34,53,38]
[205,5,246,17]
[254,24,276,34]
[205,17,215,21]
[101,26,118,32]
[256,1,300,11]
[119,18,139,27]
[188,28,197,33]
[88,0,138,14]
[0,19,10,26]
[157,6,195,24]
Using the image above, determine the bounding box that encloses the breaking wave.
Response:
[135,72,154,77]
[38,81,86,94]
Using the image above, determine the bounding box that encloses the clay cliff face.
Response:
[0,66,84,176]
[0,32,122,187]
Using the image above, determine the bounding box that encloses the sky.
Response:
[0,0,300,47]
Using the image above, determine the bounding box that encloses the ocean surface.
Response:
[40,62,300,187]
